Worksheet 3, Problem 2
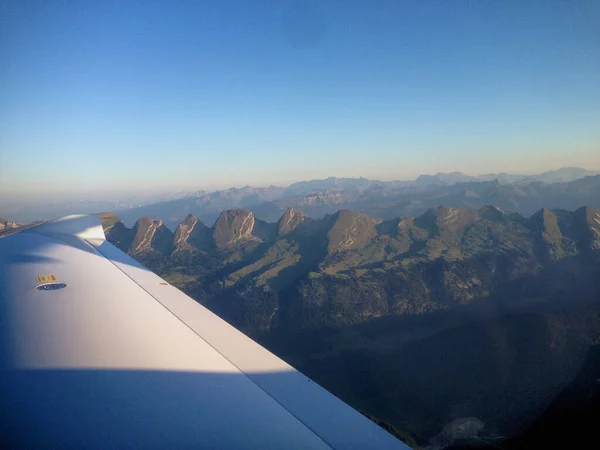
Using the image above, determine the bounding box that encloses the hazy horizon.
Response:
[1,164,599,208]
[2,1,599,197]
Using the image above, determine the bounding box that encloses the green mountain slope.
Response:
[103,205,600,447]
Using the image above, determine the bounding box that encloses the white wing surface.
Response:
[0,215,410,449]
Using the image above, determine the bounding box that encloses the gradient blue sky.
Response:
[1,0,599,198]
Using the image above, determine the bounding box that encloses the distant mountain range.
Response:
[415,167,599,187]
[2,167,597,226]
[103,204,600,447]
[113,168,600,230]
[0,191,200,225]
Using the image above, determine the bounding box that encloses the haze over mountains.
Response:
[0,191,198,226]
[112,167,600,230]
[3,167,598,226]
[102,203,600,447]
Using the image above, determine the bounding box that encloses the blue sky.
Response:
[1,0,599,198]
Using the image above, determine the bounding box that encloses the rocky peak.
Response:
[174,214,198,244]
[529,208,562,243]
[131,217,173,254]
[213,209,256,247]
[0,218,19,232]
[99,212,122,233]
[415,206,479,234]
[173,214,211,252]
[478,205,504,222]
[277,208,307,235]
[527,208,575,262]
[573,206,600,251]
[104,220,134,252]
[530,207,557,224]
[435,206,478,225]
[326,210,377,253]
[576,206,600,227]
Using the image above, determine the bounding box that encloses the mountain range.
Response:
[102,204,600,447]
[113,169,600,230]
[2,167,597,226]
[0,218,19,232]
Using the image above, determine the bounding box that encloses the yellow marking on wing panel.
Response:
[36,274,58,284]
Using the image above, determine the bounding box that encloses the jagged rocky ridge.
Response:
[0,218,19,232]
[105,207,309,255]
[103,206,600,320]
[102,205,600,447]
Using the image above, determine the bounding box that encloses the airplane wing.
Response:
[0,215,410,449]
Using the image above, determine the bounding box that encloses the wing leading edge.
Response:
[0,215,410,449]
